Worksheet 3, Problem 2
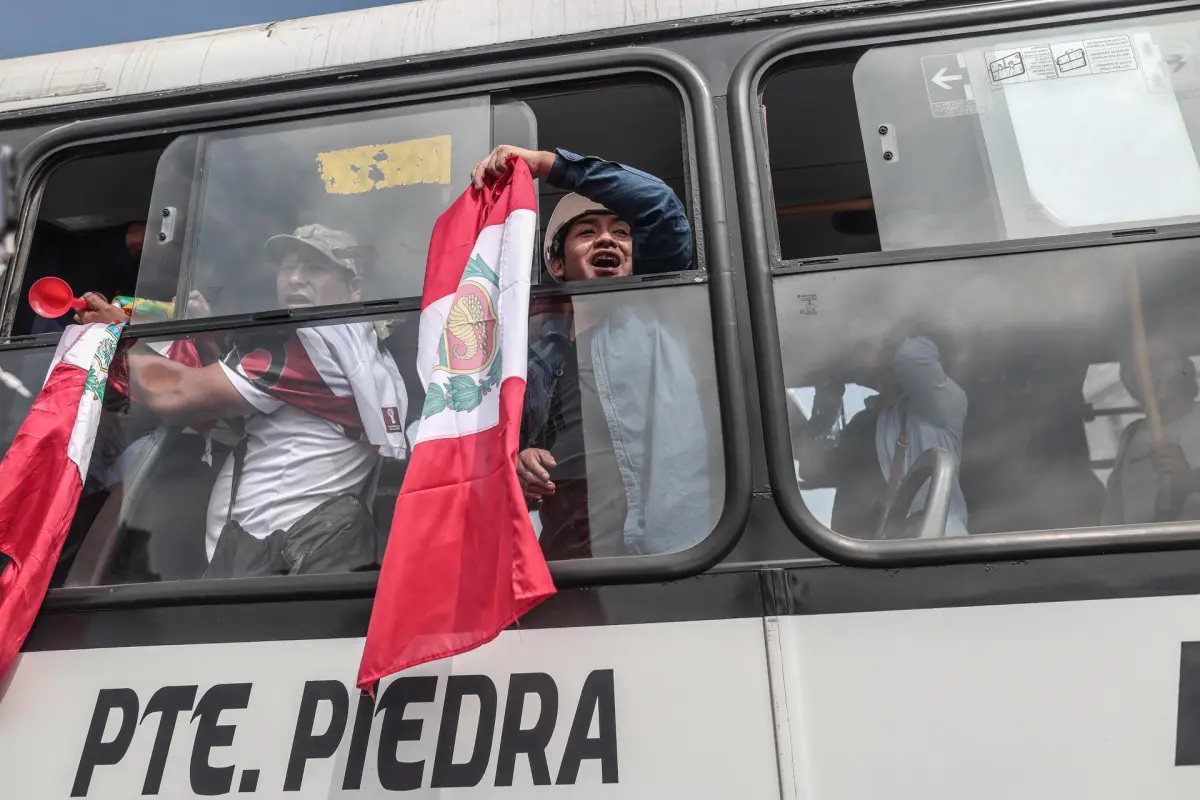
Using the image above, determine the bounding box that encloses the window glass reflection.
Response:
[852,10,1200,250]
[52,283,722,585]
[764,10,1200,261]
[521,284,723,558]
[778,236,1200,539]
[57,312,419,586]
[132,98,490,321]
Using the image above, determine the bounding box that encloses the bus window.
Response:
[133,97,490,322]
[10,147,162,338]
[763,9,1200,259]
[516,284,722,560]
[496,81,710,560]
[58,312,422,586]
[762,59,877,261]
[131,81,690,322]
[857,10,1200,250]
[43,76,718,586]
[54,281,721,586]
[776,235,1200,540]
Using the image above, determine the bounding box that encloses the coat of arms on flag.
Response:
[82,327,121,401]
[422,255,503,417]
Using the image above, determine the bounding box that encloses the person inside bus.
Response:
[1102,338,1200,525]
[79,224,409,578]
[471,144,715,560]
[791,327,969,538]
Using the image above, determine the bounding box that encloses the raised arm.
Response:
[545,150,691,274]
[472,145,692,274]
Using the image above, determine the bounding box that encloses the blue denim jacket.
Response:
[546,149,692,275]
[524,304,715,555]
[523,153,712,554]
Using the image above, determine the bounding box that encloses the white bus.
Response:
[3,0,1200,796]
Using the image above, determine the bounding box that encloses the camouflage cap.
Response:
[264,224,364,278]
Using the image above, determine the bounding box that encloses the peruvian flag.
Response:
[0,323,123,681]
[358,157,555,688]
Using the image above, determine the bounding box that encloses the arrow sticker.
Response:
[931,67,964,90]
[921,53,977,118]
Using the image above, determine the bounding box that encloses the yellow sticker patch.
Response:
[316,135,451,194]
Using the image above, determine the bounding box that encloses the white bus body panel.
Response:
[0,619,780,798]
[6,598,1200,796]
[0,0,861,116]
[779,596,1199,798]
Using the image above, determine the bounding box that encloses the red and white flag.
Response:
[358,158,555,689]
[0,323,123,681]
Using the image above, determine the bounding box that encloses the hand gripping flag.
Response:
[0,323,123,681]
[358,157,554,689]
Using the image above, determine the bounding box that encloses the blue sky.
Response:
[0,1,408,59]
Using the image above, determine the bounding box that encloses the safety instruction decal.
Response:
[986,35,1138,87]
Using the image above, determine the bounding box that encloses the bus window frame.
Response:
[0,336,62,385]
[1,47,751,609]
[730,0,1200,567]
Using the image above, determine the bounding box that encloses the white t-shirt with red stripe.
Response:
[203,322,408,560]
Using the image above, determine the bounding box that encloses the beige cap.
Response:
[264,224,364,277]
[542,193,616,277]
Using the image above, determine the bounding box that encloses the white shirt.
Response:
[203,362,376,561]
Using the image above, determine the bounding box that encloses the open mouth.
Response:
[590,252,622,272]
[285,293,313,307]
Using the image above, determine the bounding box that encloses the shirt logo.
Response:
[382,407,403,433]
